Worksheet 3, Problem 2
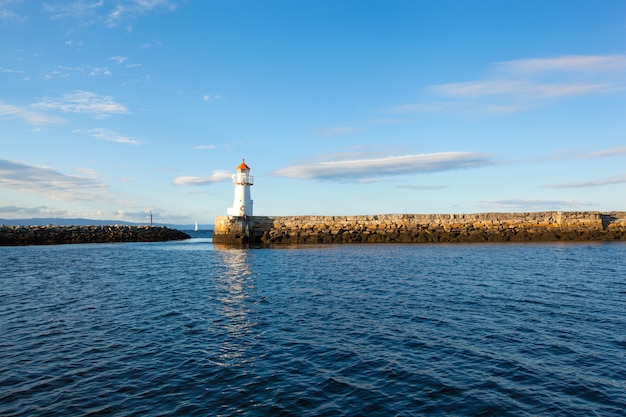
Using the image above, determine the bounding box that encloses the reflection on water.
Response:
[211,248,256,368]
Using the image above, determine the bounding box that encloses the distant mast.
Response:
[226,159,254,217]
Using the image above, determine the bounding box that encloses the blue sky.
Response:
[1,0,625,225]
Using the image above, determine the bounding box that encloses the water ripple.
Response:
[1,242,625,416]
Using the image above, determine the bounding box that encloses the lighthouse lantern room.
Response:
[226,159,254,217]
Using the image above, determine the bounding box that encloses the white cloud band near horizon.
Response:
[545,174,626,189]
[173,170,233,186]
[482,199,593,211]
[0,159,109,201]
[0,101,65,125]
[273,152,494,181]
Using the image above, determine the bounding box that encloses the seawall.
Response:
[0,225,191,246]
[213,211,626,245]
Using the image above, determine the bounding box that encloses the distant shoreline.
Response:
[213,211,626,245]
[0,225,191,246]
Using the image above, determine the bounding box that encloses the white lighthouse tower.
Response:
[227,159,254,217]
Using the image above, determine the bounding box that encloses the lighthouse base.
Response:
[213,216,255,244]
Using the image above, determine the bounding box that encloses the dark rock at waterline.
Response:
[0,225,191,246]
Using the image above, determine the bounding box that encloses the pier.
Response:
[213,211,626,245]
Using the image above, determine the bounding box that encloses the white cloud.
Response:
[65,40,81,46]
[0,0,25,23]
[193,145,216,150]
[395,54,626,114]
[44,0,104,24]
[431,80,610,99]
[273,152,493,181]
[545,175,626,188]
[0,204,90,218]
[494,55,626,75]
[0,159,109,201]
[34,90,128,116]
[0,67,25,74]
[74,128,140,144]
[173,170,232,186]
[90,67,111,76]
[582,146,626,159]
[547,146,626,161]
[110,55,128,64]
[107,0,177,27]
[43,0,176,27]
[202,94,221,102]
[0,101,65,125]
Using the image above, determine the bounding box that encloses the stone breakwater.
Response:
[0,225,191,246]
[213,211,626,245]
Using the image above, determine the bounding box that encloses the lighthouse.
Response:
[226,159,254,217]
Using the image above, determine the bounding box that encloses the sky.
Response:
[1,0,625,225]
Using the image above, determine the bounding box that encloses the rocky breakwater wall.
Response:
[0,225,191,246]
[213,211,626,245]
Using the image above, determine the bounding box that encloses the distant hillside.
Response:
[0,218,141,226]
[0,218,212,230]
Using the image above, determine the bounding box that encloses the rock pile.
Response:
[0,225,191,246]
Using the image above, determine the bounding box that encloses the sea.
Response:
[1,231,625,416]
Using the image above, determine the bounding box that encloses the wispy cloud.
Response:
[44,65,83,79]
[34,90,128,117]
[494,55,626,74]
[0,0,25,23]
[397,185,448,190]
[0,100,65,125]
[110,55,128,64]
[0,204,87,218]
[545,174,626,189]
[273,152,493,181]
[74,127,140,144]
[193,145,216,150]
[394,54,626,114]
[113,208,154,222]
[44,0,105,25]
[482,199,593,211]
[0,67,25,74]
[581,146,626,159]
[107,0,177,27]
[202,94,221,102]
[0,159,109,201]
[431,80,610,99]
[44,0,176,27]
[90,67,111,76]
[173,170,232,186]
[547,146,626,161]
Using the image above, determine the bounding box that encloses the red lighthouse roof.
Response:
[237,158,250,171]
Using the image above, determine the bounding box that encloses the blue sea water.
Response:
[1,235,625,416]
